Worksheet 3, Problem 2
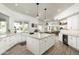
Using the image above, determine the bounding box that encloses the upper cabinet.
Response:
[67,14,79,30]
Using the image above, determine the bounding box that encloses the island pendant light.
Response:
[36,3,39,19]
[44,8,48,25]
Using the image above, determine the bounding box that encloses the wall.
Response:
[0,4,38,32]
[54,4,79,20]
[67,14,79,30]
[54,3,79,30]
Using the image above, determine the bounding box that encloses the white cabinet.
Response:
[27,34,55,55]
[0,35,17,54]
[27,37,39,54]
[0,33,27,55]
[68,36,77,49]
[59,33,62,42]
[39,38,46,54]
[0,38,7,54]
[72,36,77,48]
[68,36,72,46]
[67,15,79,30]
[39,36,55,54]
[16,33,27,43]
[76,37,79,50]
[16,34,22,42]
[21,33,27,42]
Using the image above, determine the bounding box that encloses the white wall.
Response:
[54,3,79,30]
[54,4,79,20]
[0,4,38,32]
[67,14,79,30]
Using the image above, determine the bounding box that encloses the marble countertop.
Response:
[0,32,28,39]
[60,30,79,36]
[0,33,15,39]
[28,33,55,39]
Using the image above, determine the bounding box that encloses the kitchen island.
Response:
[26,33,56,55]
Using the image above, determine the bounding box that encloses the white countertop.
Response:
[28,33,55,39]
[0,32,27,40]
[60,30,79,36]
[0,33,15,39]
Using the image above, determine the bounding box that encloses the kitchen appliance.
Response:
[63,34,68,46]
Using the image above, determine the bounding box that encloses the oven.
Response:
[63,34,68,46]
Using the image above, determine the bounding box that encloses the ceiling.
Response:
[3,3,74,21]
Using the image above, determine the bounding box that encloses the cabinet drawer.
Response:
[40,38,46,44]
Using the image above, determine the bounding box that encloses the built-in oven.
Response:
[63,34,68,46]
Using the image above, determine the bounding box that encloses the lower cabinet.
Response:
[27,37,39,54]
[59,33,62,42]
[68,36,72,46]
[16,33,27,43]
[0,33,27,55]
[27,35,55,55]
[0,35,16,54]
[72,36,77,49]
[21,33,27,42]
[76,37,79,50]
[68,35,79,51]
[0,39,8,54]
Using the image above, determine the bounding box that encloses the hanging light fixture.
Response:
[44,8,47,20]
[36,3,39,19]
[44,8,48,25]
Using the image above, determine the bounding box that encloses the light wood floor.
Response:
[3,39,79,55]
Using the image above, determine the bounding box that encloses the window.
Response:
[14,22,22,33]
[38,25,43,32]
[0,20,7,34]
[14,21,28,33]
[22,22,28,32]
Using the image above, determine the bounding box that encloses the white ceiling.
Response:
[3,3,74,21]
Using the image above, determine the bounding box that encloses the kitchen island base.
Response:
[26,33,56,55]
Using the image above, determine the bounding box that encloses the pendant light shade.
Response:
[44,8,47,19]
[36,3,39,5]
[36,3,39,17]
[44,8,48,25]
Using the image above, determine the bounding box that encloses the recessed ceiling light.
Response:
[57,9,61,12]
[15,3,18,6]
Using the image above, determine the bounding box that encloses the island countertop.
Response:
[28,33,55,39]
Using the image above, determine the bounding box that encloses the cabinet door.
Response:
[21,33,27,42]
[0,37,11,54]
[27,37,39,54]
[39,38,46,54]
[59,33,62,42]
[16,34,22,42]
[67,15,79,30]
[76,37,79,50]
[0,38,7,54]
[46,36,55,49]
[72,36,77,48]
[68,36,72,46]
[10,36,17,46]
